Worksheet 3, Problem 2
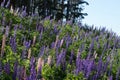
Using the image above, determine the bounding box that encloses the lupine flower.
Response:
[0,27,5,34]
[66,20,73,25]
[21,6,27,17]
[45,46,49,56]
[54,35,59,49]
[61,57,66,71]
[107,42,110,49]
[47,55,52,65]
[0,61,3,74]
[56,40,61,48]
[93,51,97,59]
[80,43,85,52]
[32,35,36,46]
[1,0,5,7]
[16,66,22,80]
[56,49,66,66]
[39,31,43,40]
[75,58,82,75]
[92,74,97,80]
[38,46,45,57]
[4,62,10,74]
[108,76,113,80]
[21,6,24,11]
[85,60,94,79]
[37,57,44,72]
[2,16,6,26]
[60,38,64,47]
[38,23,44,32]
[108,61,113,76]
[101,27,106,32]
[44,16,50,20]
[95,36,99,42]
[2,12,4,17]
[10,36,17,53]
[51,42,55,48]
[12,61,18,80]
[19,23,23,29]
[14,8,20,16]
[75,49,82,75]
[113,38,118,48]
[1,34,6,57]
[5,26,9,37]
[96,58,103,78]
[37,66,43,80]
[10,6,14,13]
[53,24,58,34]
[97,42,100,49]
[55,48,59,60]
[5,0,10,8]
[14,25,18,37]
[69,50,74,64]
[65,35,71,48]
[23,40,31,49]
[29,57,36,80]
[102,56,110,73]
[28,48,31,59]
[36,23,39,31]
[89,38,95,52]
[21,66,27,80]
[29,65,37,80]
[30,57,35,67]
[116,67,120,80]
[21,49,27,59]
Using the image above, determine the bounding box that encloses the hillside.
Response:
[0,7,120,80]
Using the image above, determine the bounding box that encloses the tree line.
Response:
[0,0,89,23]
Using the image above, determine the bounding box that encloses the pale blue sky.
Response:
[83,0,120,36]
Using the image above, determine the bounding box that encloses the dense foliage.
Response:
[0,7,120,80]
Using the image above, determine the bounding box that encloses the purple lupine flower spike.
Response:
[10,36,17,53]
[19,23,23,29]
[2,16,6,26]
[66,35,71,48]
[4,62,10,74]
[30,57,36,67]
[2,12,4,17]
[75,49,82,75]
[29,57,36,80]
[95,36,99,42]
[89,38,94,52]
[12,61,18,80]
[21,66,27,80]
[69,50,74,64]
[5,26,9,37]
[103,56,110,72]
[22,6,27,17]
[116,67,120,80]
[38,46,45,57]
[51,42,55,48]
[95,58,103,78]
[1,0,5,7]
[21,49,27,59]
[23,40,31,49]
[5,0,10,8]
[108,76,113,80]
[56,49,66,66]
[85,60,94,79]
[14,25,18,37]
[16,66,22,80]
[0,61,3,74]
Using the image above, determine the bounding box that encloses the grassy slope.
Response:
[0,7,120,80]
